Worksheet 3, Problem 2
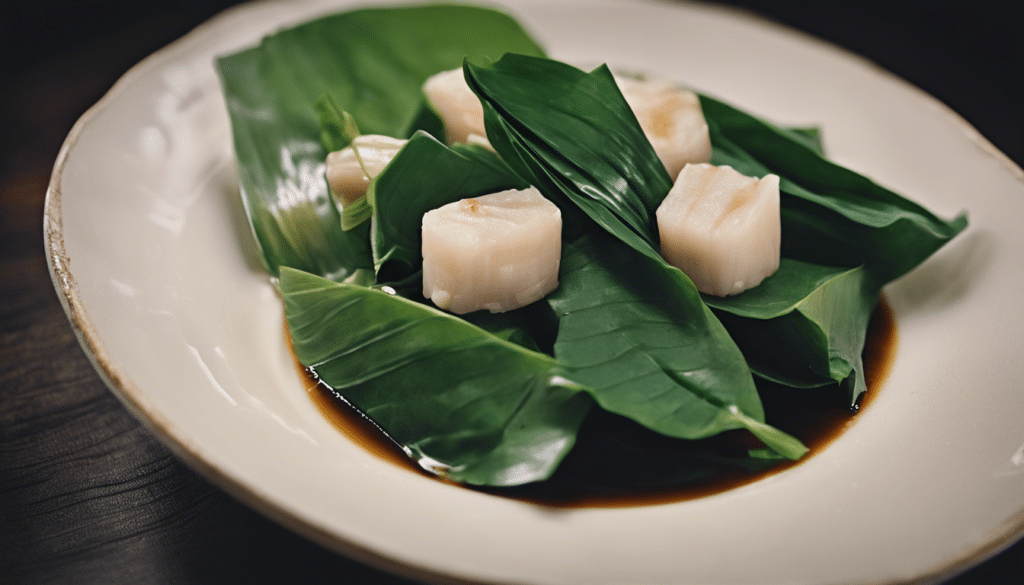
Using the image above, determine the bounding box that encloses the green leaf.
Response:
[549,235,807,460]
[707,261,880,401]
[465,55,673,256]
[369,132,527,283]
[314,93,360,153]
[703,258,868,319]
[402,100,447,142]
[460,306,553,354]
[280,267,592,487]
[216,5,545,280]
[339,195,373,232]
[699,96,964,402]
[224,9,967,487]
[702,95,968,285]
[782,126,825,155]
[465,54,807,458]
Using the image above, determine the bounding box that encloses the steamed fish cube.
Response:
[657,163,780,297]
[325,135,407,205]
[423,67,491,147]
[422,187,561,314]
[615,75,712,180]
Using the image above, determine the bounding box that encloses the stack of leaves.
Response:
[216,5,966,488]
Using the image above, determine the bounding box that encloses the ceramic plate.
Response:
[45,0,1024,583]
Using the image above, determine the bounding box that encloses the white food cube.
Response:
[325,135,406,205]
[657,163,781,297]
[422,187,561,314]
[422,67,491,148]
[615,75,713,180]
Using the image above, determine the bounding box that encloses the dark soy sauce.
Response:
[301,297,898,508]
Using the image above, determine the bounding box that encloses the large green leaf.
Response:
[699,97,964,400]
[464,54,807,457]
[464,55,672,256]
[707,260,880,399]
[280,267,591,487]
[223,9,969,489]
[702,95,968,285]
[369,132,527,282]
[216,5,545,280]
[217,37,373,280]
[549,235,807,459]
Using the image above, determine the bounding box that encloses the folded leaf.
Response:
[702,95,968,285]
[549,235,807,459]
[707,261,879,399]
[703,259,859,319]
[464,55,808,457]
[465,55,672,256]
[281,267,592,487]
[314,93,360,153]
[786,126,826,155]
[225,10,967,490]
[700,97,964,400]
[216,5,544,280]
[369,132,527,283]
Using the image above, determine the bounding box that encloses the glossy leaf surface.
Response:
[369,132,526,282]
[281,267,591,486]
[703,95,968,285]
[708,261,879,397]
[222,9,970,488]
[549,235,807,459]
[701,97,965,398]
[216,5,544,280]
[464,55,807,456]
[465,55,672,257]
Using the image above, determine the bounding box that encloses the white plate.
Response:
[44,0,1024,583]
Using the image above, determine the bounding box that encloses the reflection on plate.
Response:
[45,0,1024,583]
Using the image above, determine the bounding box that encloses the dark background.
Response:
[2,1,1021,583]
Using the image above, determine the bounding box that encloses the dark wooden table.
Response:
[2,1,1021,583]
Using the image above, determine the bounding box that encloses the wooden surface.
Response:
[1,1,1021,583]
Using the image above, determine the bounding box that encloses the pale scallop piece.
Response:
[657,163,780,297]
[422,187,561,314]
[615,75,713,180]
[325,135,407,205]
[422,68,491,148]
